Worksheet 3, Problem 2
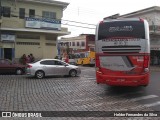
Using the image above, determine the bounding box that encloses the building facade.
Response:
[119,6,160,65]
[58,34,95,57]
[0,0,70,61]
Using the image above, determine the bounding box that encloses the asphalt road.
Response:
[0,66,159,119]
[80,66,160,111]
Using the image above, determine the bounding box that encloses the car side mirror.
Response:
[64,64,68,67]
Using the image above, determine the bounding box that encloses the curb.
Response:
[150,66,160,71]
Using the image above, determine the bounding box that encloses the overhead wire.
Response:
[8,10,96,29]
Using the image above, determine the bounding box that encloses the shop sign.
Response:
[25,17,61,30]
[1,34,15,42]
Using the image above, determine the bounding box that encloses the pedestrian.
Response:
[26,55,31,63]
[65,55,69,63]
[30,53,35,62]
[20,54,27,65]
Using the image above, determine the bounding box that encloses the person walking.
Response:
[30,53,35,62]
[26,55,31,63]
[21,54,27,65]
[65,55,69,63]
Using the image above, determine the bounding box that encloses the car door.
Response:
[55,60,68,75]
[40,60,57,75]
[0,60,6,74]
[0,59,14,74]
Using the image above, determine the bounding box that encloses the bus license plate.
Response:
[114,41,128,46]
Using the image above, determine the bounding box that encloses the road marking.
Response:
[144,101,160,107]
[131,95,158,102]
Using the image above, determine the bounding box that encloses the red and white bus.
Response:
[95,18,150,86]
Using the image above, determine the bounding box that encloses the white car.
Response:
[26,59,81,79]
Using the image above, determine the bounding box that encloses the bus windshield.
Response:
[98,21,145,40]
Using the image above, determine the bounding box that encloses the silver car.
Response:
[26,59,81,79]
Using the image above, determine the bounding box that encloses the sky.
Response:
[59,0,160,37]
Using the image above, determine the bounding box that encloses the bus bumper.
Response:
[96,72,149,86]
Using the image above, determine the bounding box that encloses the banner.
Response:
[1,111,160,117]
[25,17,61,30]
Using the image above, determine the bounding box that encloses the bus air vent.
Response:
[102,46,141,53]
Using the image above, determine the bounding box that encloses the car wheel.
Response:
[16,68,23,75]
[35,70,45,79]
[69,70,77,77]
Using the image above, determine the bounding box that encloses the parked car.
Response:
[26,59,81,79]
[0,59,26,75]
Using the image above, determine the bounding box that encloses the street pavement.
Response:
[0,66,160,120]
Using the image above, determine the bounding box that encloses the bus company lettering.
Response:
[12,112,42,117]
[109,26,133,32]
[102,38,140,42]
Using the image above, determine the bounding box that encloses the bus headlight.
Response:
[144,68,149,72]
[96,67,99,71]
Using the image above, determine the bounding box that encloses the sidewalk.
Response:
[150,65,160,71]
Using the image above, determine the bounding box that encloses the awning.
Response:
[150,45,160,50]
[1,27,71,36]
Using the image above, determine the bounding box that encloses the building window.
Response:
[65,42,69,46]
[72,42,75,46]
[29,9,35,18]
[90,47,95,51]
[16,42,40,45]
[77,42,79,46]
[2,6,10,17]
[69,42,71,46]
[81,41,85,46]
[45,35,56,40]
[19,8,25,19]
[42,11,56,19]
[17,34,40,39]
[46,43,56,46]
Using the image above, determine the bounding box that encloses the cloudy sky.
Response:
[59,0,160,37]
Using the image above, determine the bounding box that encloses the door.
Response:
[40,60,57,75]
[55,60,68,75]
[4,48,12,60]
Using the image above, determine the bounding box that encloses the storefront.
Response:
[150,46,160,65]
[150,31,160,65]
[0,34,15,60]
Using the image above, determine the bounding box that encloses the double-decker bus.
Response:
[95,18,150,86]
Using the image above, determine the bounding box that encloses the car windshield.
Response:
[31,59,41,64]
